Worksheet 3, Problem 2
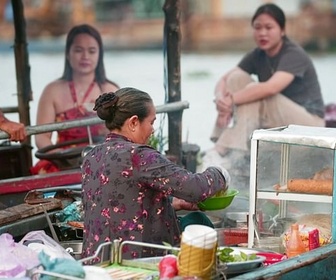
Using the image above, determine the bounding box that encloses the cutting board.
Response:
[0,198,62,226]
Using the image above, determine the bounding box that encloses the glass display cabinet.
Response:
[247,125,336,250]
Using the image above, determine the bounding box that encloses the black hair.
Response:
[94,87,153,130]
[251,3,286,30]
[61,24,116,87]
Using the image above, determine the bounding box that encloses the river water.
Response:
[1,50,335,161]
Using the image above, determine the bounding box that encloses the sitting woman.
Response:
[31,24,119,174]
[81,88,230,261]
[203,3,325,177]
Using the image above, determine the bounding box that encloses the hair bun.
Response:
[93,92,119,111]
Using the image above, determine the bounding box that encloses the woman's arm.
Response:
[232,70,294,105]
[171,197,199,211]
[214,67,244,127]
[214,70,294,123]
[136,147,228,203]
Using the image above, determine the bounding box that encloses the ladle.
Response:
[41,203,60,243]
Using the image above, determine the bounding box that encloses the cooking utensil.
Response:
[253,214,260,241]
[198,189,239,211]
[224,212,272,229]
[41,203,59,242]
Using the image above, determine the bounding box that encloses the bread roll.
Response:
[287,179,333,195]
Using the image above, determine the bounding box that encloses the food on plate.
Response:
[217,247,266,275]
[217,247,257,263]
[287,179,332,195]
[213,189,228,197]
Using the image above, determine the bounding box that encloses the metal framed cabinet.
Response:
[248,125,336,249]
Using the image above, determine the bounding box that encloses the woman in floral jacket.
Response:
[82,87,229,261]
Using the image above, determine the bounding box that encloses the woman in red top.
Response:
[32,24,119,174]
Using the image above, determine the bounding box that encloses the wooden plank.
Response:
[0,169,81,195]
[0,198,62,226]
[0,209,20,225]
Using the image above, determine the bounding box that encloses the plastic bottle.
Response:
[286,223,306,258]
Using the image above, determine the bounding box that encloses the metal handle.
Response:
[40,203,59,243]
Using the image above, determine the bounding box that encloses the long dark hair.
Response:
[61,24,109,85]
[251,3,286,30]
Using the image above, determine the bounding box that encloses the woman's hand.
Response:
[214,92,235,128]
[0,118,26,142]
[172,197,199,211]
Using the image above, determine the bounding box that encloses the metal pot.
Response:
[177,211,223,228]
[225,212,272,230]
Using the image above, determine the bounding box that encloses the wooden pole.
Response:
[163,0,182,165]
[11,0,32,126]
[11,0,33,166]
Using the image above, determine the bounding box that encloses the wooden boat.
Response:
[230,243,336,279]
[2,1,336,279]
[0,0,187,242]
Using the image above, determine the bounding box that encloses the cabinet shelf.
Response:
[257,191,332,203]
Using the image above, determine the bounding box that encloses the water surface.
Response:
[1,50,335,160]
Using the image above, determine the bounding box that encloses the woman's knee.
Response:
[227,70,254,92]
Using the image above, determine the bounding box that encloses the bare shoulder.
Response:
[101,81,120,93]
[40,79,68,99]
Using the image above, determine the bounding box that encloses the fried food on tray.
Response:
[67,221,84,229]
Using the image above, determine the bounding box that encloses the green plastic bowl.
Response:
[198,189,239,211]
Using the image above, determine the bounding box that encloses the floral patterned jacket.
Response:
[82,133,226,260]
